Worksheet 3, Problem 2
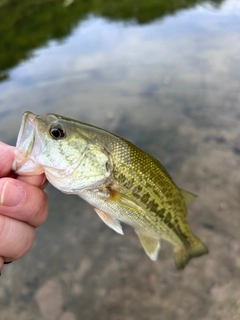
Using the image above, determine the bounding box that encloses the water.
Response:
[0,0,240,319]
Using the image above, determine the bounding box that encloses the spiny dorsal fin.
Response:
[135,230,160,261]
[180,188,197,206]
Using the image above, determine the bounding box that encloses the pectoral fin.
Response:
[94,208,123,235]
[135,231,160,261]
[106,188,144,213]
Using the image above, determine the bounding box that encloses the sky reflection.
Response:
[0,1,239,144]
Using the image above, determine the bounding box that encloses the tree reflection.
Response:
[0,0,224,81]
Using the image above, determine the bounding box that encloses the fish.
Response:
[12,111,208,269]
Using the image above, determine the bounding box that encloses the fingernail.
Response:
[0,181,26,207]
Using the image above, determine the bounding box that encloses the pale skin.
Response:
[0,141,49,274]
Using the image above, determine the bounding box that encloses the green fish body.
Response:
[13,112,208,269]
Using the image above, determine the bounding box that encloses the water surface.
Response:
[0,0,240,319]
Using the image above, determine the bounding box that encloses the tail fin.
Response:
[174,238,208,270]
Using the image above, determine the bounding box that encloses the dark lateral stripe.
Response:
[132,186,142,199]
[124,178,134,189]
[141,192,150,204]
[173,223,189,246]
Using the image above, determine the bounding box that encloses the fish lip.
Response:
[16,111,35,146]
[12,111,37,172]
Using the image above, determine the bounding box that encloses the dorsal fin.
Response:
[180,188,197,206]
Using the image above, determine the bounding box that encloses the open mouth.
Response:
[16,112,36,150]
[12,112,38,173]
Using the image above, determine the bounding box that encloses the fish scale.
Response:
[13,112,208,269]
[88,138,189,241]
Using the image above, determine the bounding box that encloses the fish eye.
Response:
[49,125,66,139]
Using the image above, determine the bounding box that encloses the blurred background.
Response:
[0,0,240,319]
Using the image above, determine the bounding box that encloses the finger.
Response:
[0,142,15,177]
[17,173,48,189]
[0,215,35,261]
[0,256,13,275]
[0,178,49,228]
[0,256,3,274]
[0,141,48,189]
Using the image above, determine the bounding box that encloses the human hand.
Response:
[0,141,49,274]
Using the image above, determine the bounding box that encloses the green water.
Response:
[0,0,240,319]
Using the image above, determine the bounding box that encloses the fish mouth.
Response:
[16,111,35,147]
[12,112,44,174]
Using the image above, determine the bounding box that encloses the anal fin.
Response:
[94,208,123,235]
[135,230,160,261]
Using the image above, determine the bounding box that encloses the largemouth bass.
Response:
[12,112,208,269]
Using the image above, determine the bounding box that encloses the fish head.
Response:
[12,112,112,193]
